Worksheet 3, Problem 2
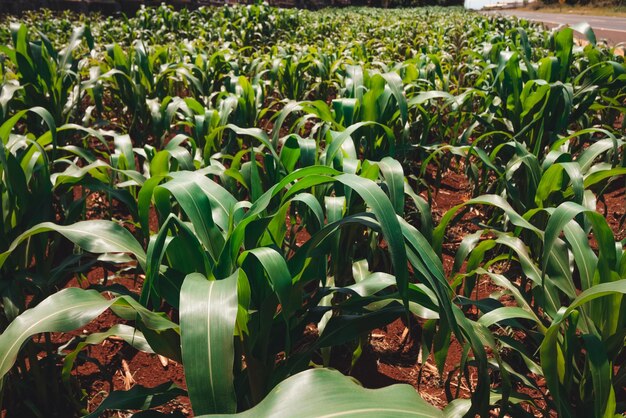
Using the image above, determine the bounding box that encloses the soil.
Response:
[598,179,626,241]
[68,277,189,417]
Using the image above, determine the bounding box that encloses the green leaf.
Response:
[335,174,409,305]
[202,368,442,418]
[0,288,177,381]
[540,279,626,416]
[542,202,615,279]
[554,27,573,82]
[570,22,596,45]
[433,195,541,255]
[180,271,240,414]
[381,71,408,126]
[478,307,538,328]
[158,176,225,261]
[62,324,153,383]
[375,156,405,215]
[239,248,293,317]
[0,221,146,270]
[581,334,614,418]
[85,382,186,418]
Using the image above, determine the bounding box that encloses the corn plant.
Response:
[0,24,93,129]
[0,5,625,417]
[438,193,626,416]
[0,158,487,415]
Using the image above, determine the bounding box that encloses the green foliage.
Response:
[0,3,624,418]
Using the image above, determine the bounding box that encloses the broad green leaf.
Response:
[375,156,405,215]
[478,307,538,328]
[0,288,177,381]
[541,280,626,416]
[180,271,239,414]
[0,221,146,270]
[335,173,409,304]
[204,368,442,418]
[542,202,615,279]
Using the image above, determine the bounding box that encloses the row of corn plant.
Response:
[0,3,624,417]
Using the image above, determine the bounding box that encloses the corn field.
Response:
[0,3,625,417]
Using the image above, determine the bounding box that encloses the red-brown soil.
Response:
[68,275,190,417]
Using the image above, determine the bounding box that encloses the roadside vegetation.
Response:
[519,3,626,18]
[0,4,624,417]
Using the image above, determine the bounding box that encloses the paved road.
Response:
[485,10,626,44]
